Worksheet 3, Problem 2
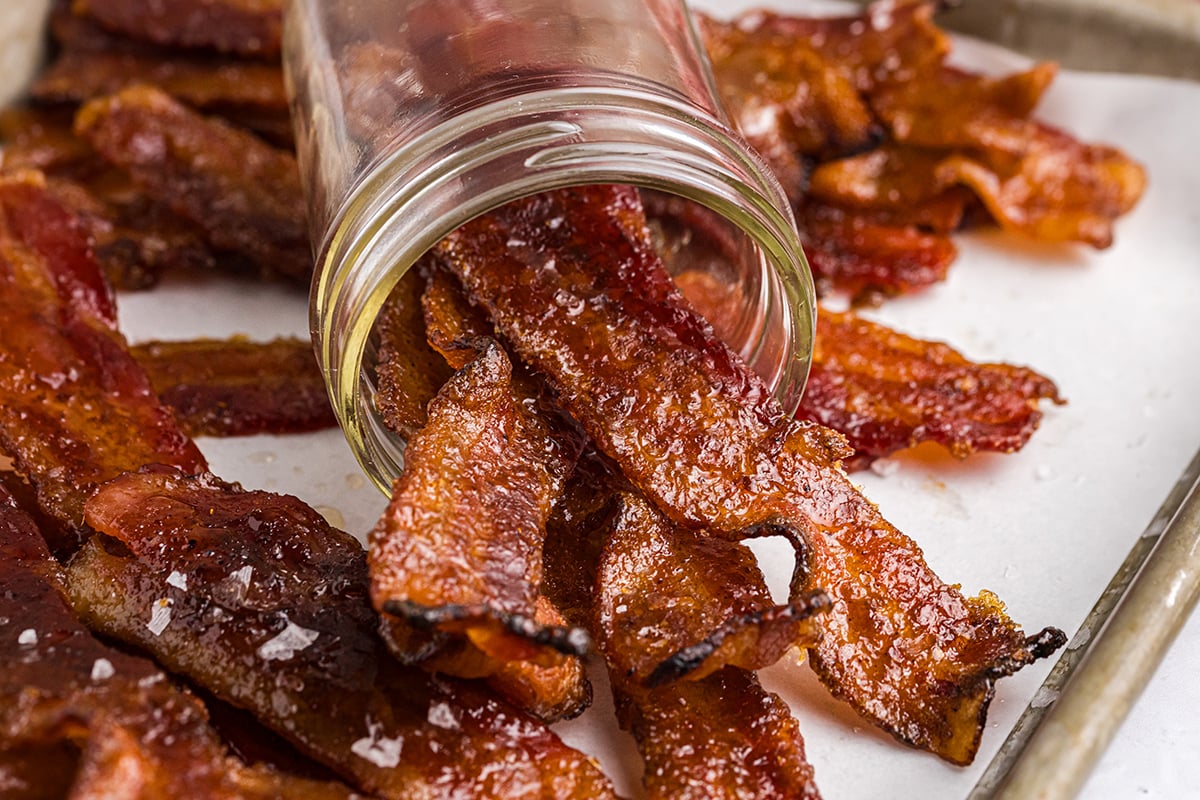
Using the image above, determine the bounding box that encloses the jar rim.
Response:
[312,85,816,493]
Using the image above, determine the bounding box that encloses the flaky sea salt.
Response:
[147,599,173,636]
[17,628,37,646]
[351,719,404,768]
[257,617,320,661]
[426,701,459,730]
[166,570,188,591]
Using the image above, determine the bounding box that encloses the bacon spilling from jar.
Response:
[700,1,1146,300]
[369,338,591,722]
[0,485,360,800]
[73,0,285,59]
[433,183,1066,765]
[0,173,618,800]
[595,493,826,800]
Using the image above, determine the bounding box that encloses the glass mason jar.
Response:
[283,0,816,492]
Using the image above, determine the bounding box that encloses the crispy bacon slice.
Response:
[594,493,825,799]
[870,64,1146,247]
[75,86,310,283]
[798,200,957,300]
[0,172,204,532]
[0,487,357,800]
[69,468,618,798]
[801,309,1064,468]
[36,8,288,123]
[370,339,591,719]
[420,261,495,370]
[435,183,1066,764]
[807,145,972,234]
[73,0,284,58]
[131,337,337,437]
[373,269,455,440]
[697,1,949,203]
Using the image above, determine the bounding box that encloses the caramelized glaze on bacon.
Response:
[0,487,358,800]
[74,0,284,58]
[435,183,1065,764]
[801,309,1064,468]
[37,7,288,124]
[370,340,591,719]
[75,86,310,282]
[69,468,619,799]
[373,269,455,440]
[595,493,825,799]
[0,173,204,532]
[131,337,337,437]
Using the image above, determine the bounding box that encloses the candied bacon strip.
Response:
[36,7,288,118]
[435,183,1066,764]
[74,0,284,58]
[75,85,311,283]
[373,269,455,440]
[935,126,1147,249]
[801,309,1064,469]
[0,486,358,800]
[131,337,338,437]
[595,493,829,688]
[798,200,957,300]
[0,172,204,532]
[70,468,619,799]
[594,493,824,800]
[870,64,1147,248]
[420,261,495,369]
[370,340,591,717]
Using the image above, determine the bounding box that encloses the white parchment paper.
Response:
[4,1,1199,797]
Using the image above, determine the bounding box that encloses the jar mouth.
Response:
[313,85,816,493]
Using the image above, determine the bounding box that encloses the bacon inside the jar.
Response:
[801,309,1065,469]
[0,172,205,533]
[0,486,357,800]
[434,183,1066,764]
[74,0,285,59]
[594,493,825,800]
[369,337,591,721]
[75,85,310,283]
[131,337,337,437]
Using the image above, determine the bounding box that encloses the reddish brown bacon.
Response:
[131,337,337,437]
[75,85,310,283]
[0,172,204,533]
[594,493,826,799]
[801,309,1064,469]
[71,468,617,799]
[435,183,1065,764]
[370,339,590,720]
[74,0,284,58]
[0,487,358,800]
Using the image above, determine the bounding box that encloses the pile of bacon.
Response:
[0,0,1145,798]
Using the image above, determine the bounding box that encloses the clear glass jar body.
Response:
[284,0,816,492]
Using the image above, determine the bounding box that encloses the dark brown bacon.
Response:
[801,309,1064,469]
[0,486,358,800]
[131,337,338,437]
[36,7,288,125]
[74,0,284,58]
[70,468,619,799]
[369,340,591,719]
[75,85,310,282]
[0,172,205,532]
[594,493,825,799]
[435,183,1065,764]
